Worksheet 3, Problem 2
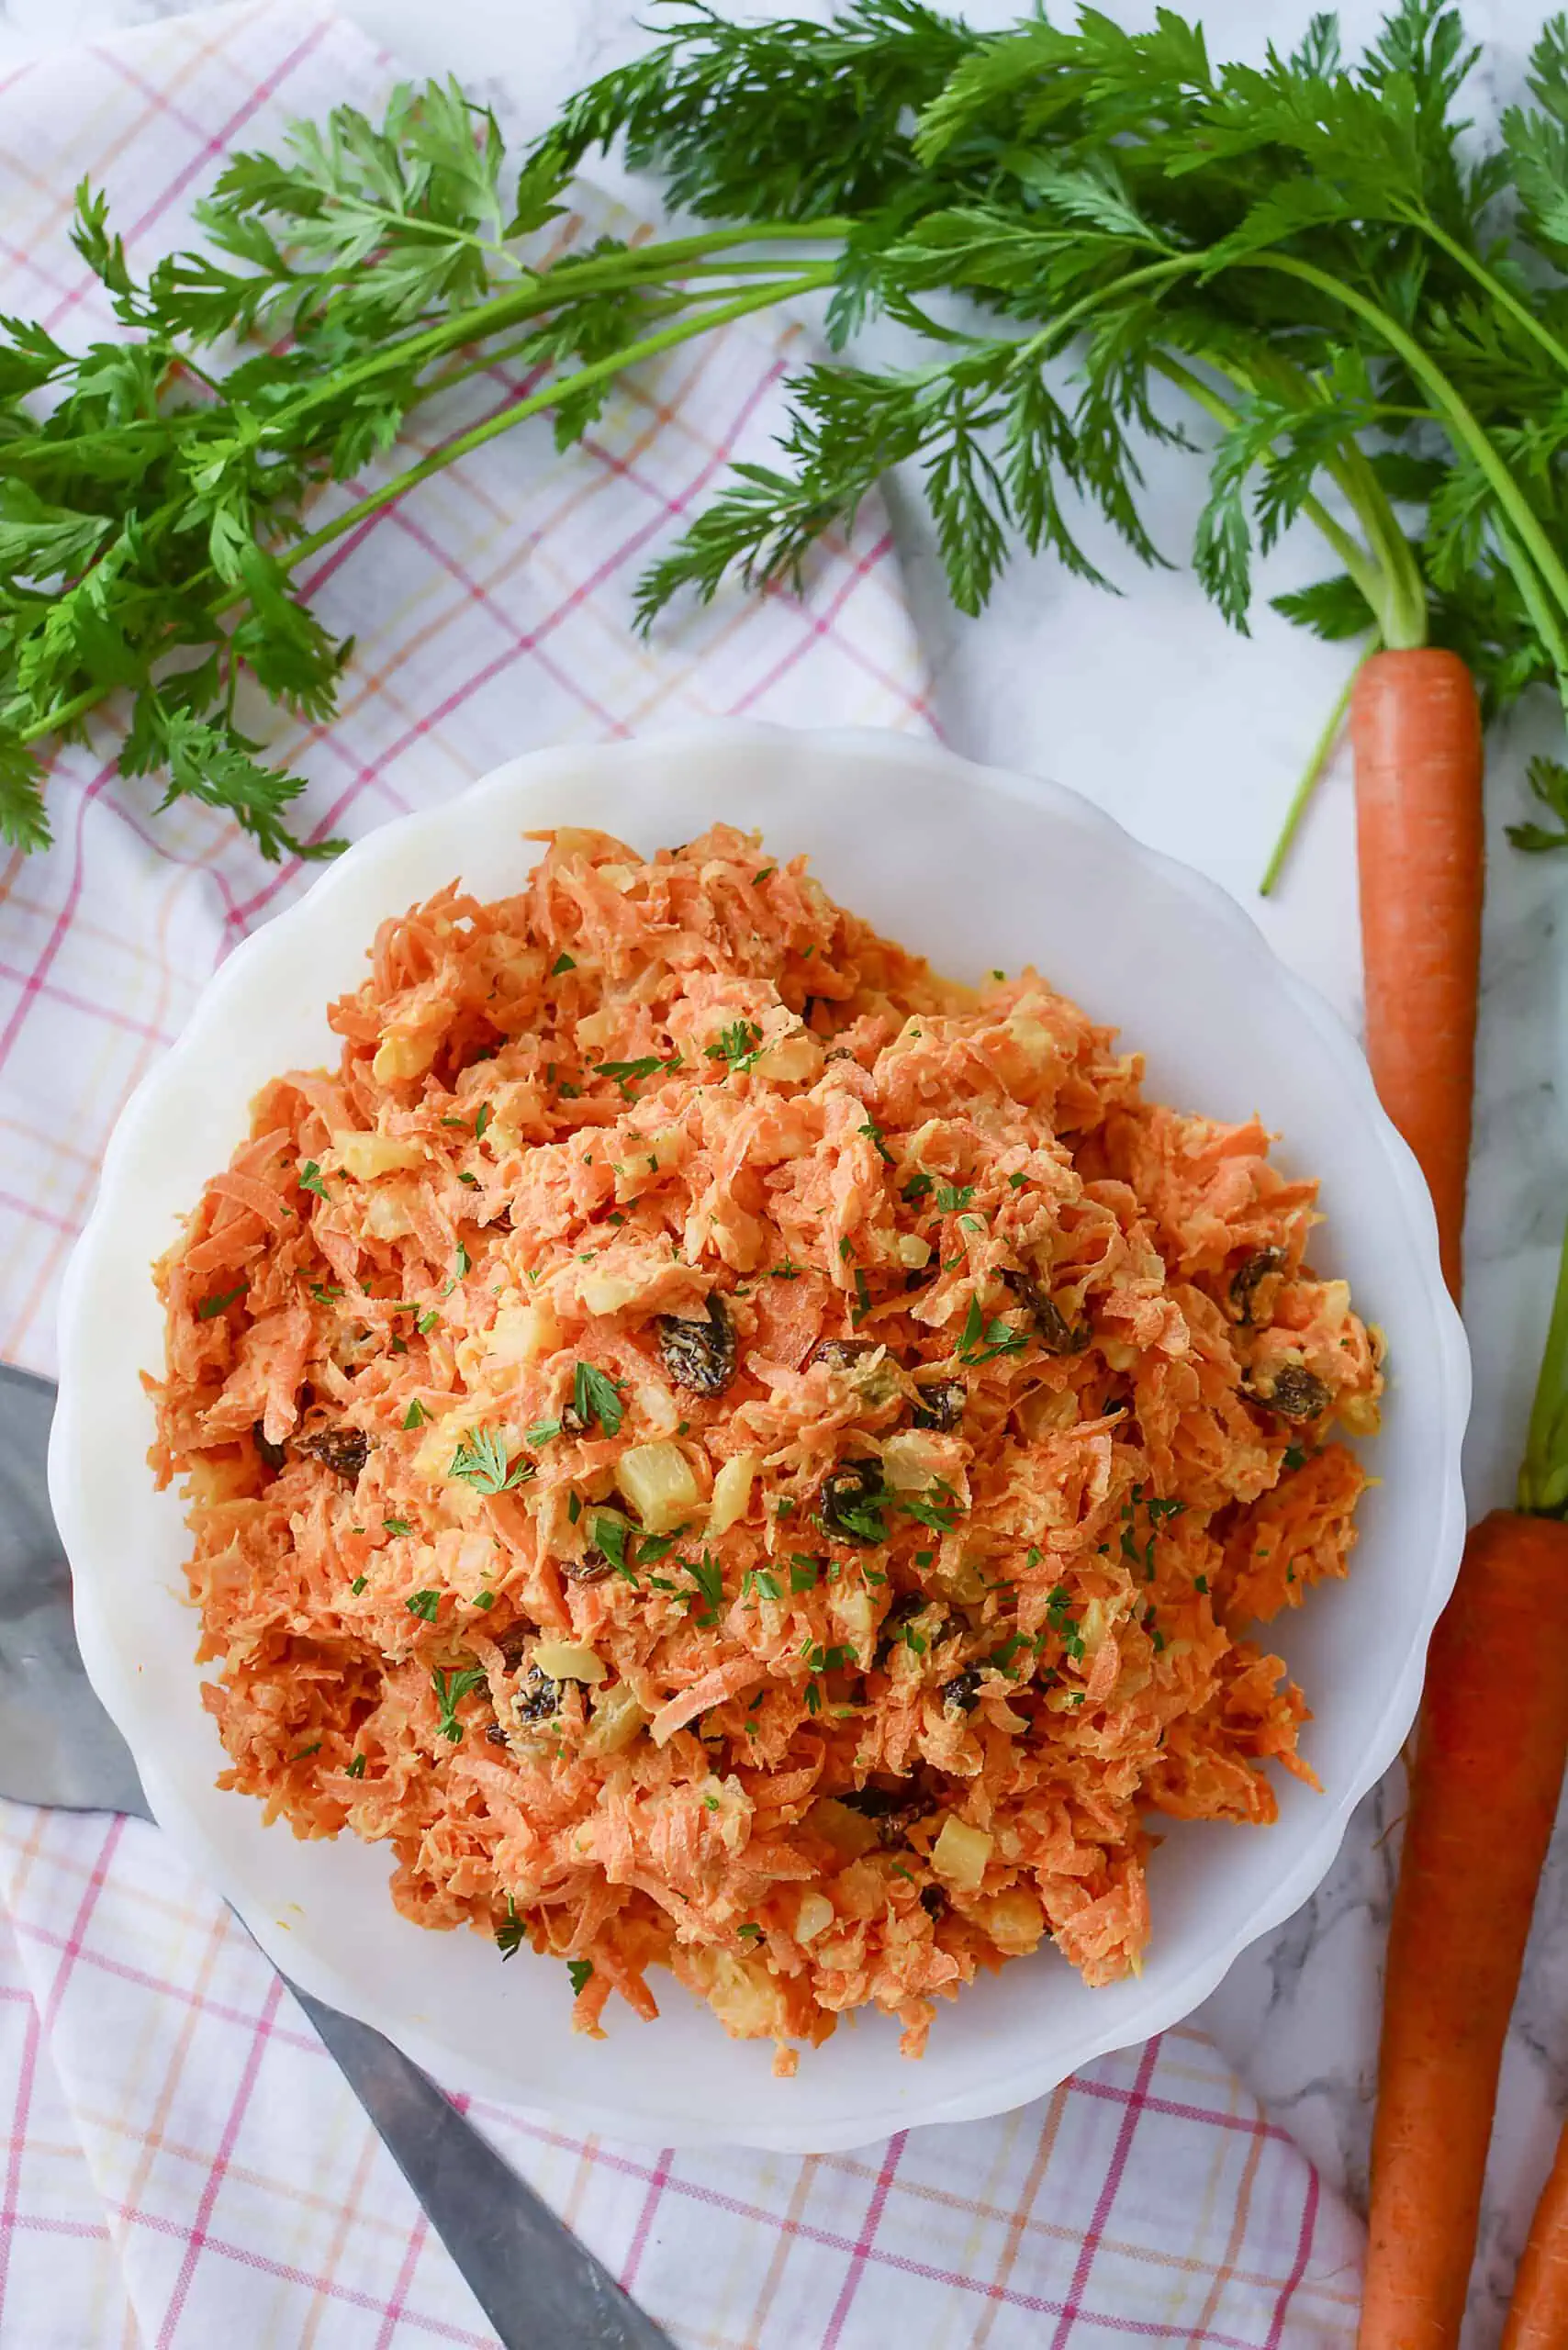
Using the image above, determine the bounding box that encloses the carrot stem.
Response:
[1259,652,1369,897]
[1520,1199,1568,1516]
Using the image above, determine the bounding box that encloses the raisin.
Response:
[838,1785,926,1845]
[497,1626,534,1667]
[920,1886,947,1920]
[514,1666,560,1723]
[940,1670,982,1715]
[1229,1247,1287,1326]
[911,1378,965,1432]
[809,1338,878,1371]
[252,1421,287,1473]
[563,1550,614,1584]
[657,1295,736,1396]
[1000,1269,1089,1355]
[1250,1365,1331,1420]
[299,1426,369,1482]
[816,1458,887,1545]
[485,1722,510,1748]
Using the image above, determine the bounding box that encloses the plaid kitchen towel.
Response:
[0,6,1365,2344]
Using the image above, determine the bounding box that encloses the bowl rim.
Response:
[50,720,1471,2150]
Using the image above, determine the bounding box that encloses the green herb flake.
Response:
[402,1400,428,1430]
[346,1752,366,1778]
[497,1897,525,1961]
[566,1957,594,1997]
[573,1360,625,1438]
[449,1427,533,1494]
[406,1588,441,1622]
[551,953,577,977]
[432,1663,487,1742]
[935,1182,975,1213]
[297,1161,330,1202]
[350,1573,368,1595]
[196,1281,248,1319]
[382,1516,412,1536]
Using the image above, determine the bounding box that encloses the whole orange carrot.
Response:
[1506,2121,1568,2350]
[1361,1512,1568,2350]
[1350,648,1484,1303]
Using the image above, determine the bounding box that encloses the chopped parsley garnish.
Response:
[382,1517,411,1536]
[293,1741,321,1760]
[705,1018,764,1071]
[591,1515,637,1583]
[736,1922,763,1942]
[902,1171,934,1203]
[297,1160,330,1201]
[899,1484,963,1535]
[957,1293,1029,1365]
[753,867,775,886]
[346,1753,366,1778]
[566,1958,594,1997]
[595,1054,678,1099]
[497,1896,525,1960]
[440,1114,467,1128]
[681,1549,724,1626]
[770,1255,802,1281]
[859,1118,894,1166]
[935,1182,975,1212]
[457,1169,479,1187]
[473,1590,496,1610]
[790,1557,821,1592]
[988,1631,1032,1676]
[474,1102,492,1139]
[742,1567,782,1602]
[1008,1171,1028,1191]
[308,1281,342,1303]
[1282,1444,1307,1472]
[432,1664,487,1742]
[551,952,577,976]
[402,1399,427,1429]
[406,1589,441,1621]
[637,1531,678,1566]
[572,1360,625,1438]
[838,1236,854,1261]
[416,1309,439,1334]
[449,1427,532,1494]
[567,1492,582,1524]
[196,1281,248,1319]
[454,1243,471,1277]
[350,1574,368,1595]
[1194,1572,1210,1595]
[558,1081,580,1100]
[526,1416,562,1448]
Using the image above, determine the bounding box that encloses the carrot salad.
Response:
[150,824,1383,2072]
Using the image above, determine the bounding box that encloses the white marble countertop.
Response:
[5,0,1565,2334]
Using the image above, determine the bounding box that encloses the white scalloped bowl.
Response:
[50,724,1469,2152]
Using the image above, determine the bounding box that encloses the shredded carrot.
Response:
[149,823,1382,2067]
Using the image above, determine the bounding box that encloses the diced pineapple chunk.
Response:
[373,1028,441,1084]
[333,1131,425,1181]
[975,1886,1045,1954]
[582,1682,647,1756]
[795,1890,835,1944]
[896,1233,933,1270]
[752,1033,822,1083]
[880,1429,948,1491]
[574,1007,622,1052]
[578,1268,646,1316]
[707,1451,759,1539]
[487,1298,563,1366]
[617,1441,703,1534]
[533,1639,606,1684]
[931,1816,992,1890]
[364,1187,417,1240]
